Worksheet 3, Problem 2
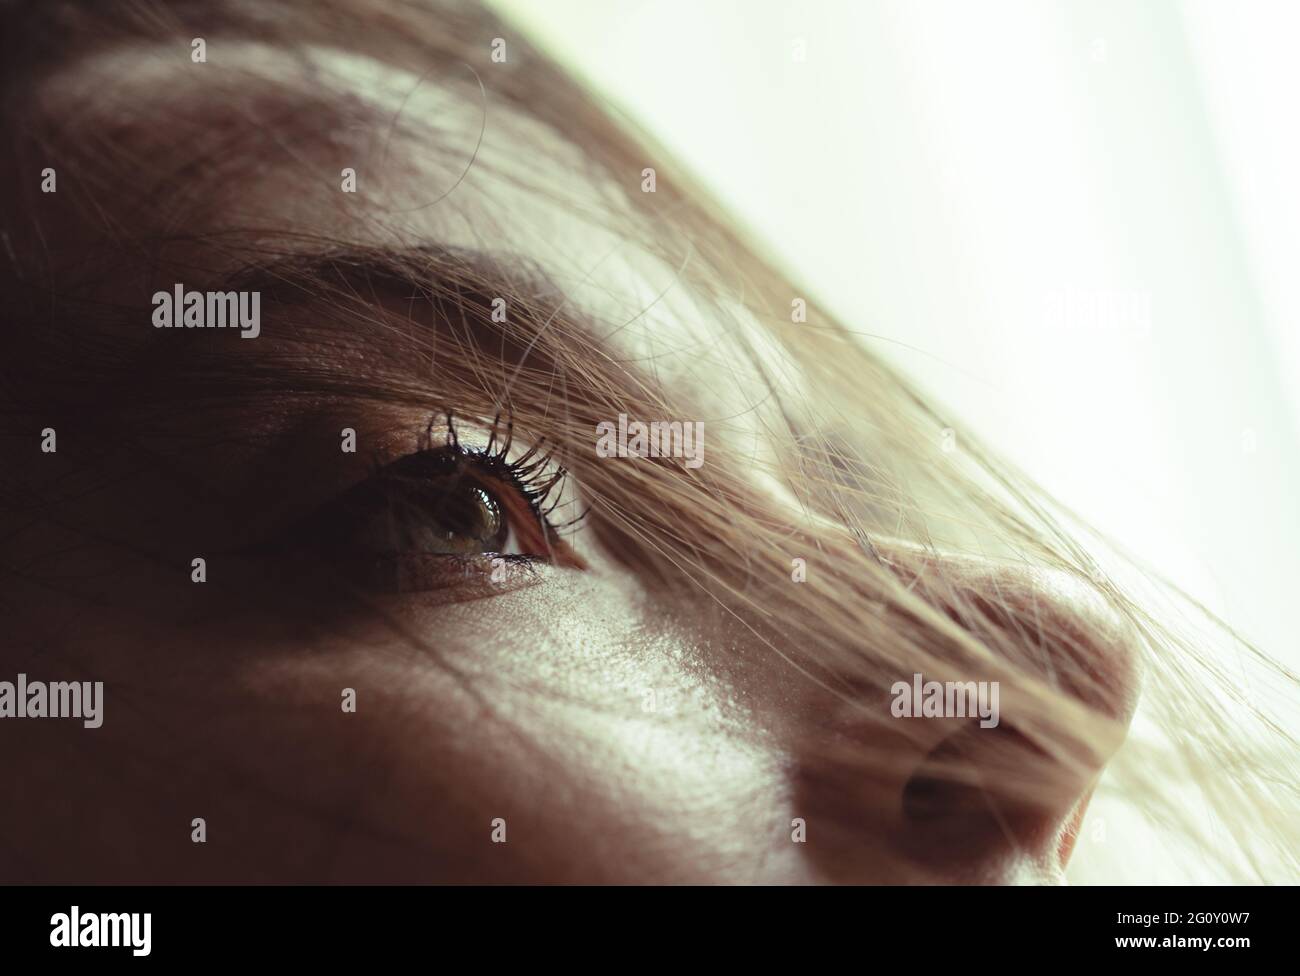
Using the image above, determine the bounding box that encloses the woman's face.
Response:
[2,35,1138,883]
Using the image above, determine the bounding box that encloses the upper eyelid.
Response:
[366,427,568,509]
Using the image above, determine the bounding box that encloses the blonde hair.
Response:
[2,0,1296,883]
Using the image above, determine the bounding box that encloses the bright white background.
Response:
[493,0,1300,880]
[495,0,1299,667]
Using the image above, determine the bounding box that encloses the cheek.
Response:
[271,571,801,882]
[6,560,802,881]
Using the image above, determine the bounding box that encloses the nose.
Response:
[790,541,1142,884]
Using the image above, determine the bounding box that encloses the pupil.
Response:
[431,484,503,548]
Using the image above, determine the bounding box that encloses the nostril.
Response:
[899,722,1078,867]
[902,724,995,823]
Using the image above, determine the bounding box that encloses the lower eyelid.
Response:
[341,551,551,600]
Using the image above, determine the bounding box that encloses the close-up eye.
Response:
[276,418,587,593]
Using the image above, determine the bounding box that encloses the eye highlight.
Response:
[276,413,587,594]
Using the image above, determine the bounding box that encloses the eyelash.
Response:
[260,410,588,595]
[428,410,581,537]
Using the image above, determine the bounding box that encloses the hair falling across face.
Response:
[0,0,1295,885]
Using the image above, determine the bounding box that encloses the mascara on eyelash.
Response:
[229,409,590,596]
[412,410,586,528]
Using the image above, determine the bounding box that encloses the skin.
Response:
[0,36,1138,884]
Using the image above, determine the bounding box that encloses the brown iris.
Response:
[343,472,511,556]
[415,481,507,554]
[292,449,525,558]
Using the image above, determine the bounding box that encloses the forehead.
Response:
[37,40,726,379]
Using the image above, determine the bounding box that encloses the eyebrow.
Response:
[0,247,516,419]
[224,244,557,318]
[226,242,596,401]
[13,238,668,457]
